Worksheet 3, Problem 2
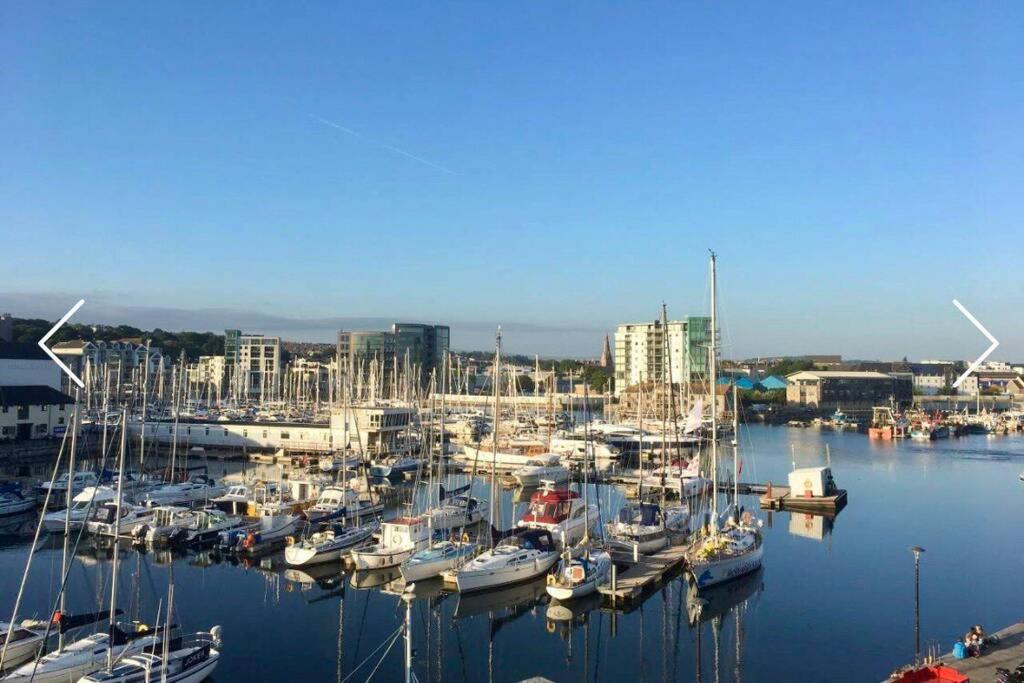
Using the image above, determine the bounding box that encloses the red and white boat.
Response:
[516,486,598,548]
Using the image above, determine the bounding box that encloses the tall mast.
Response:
[709,251,718,524]
[107,407,127,672]
[59,390,80,650]
[489,328,502,537]
[733,381,739,507]
[139,339,150,472]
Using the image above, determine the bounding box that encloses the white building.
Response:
[0,342,76,441]
[225,331,281,400]
[613,317,710,396]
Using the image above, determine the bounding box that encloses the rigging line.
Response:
[338,624,404,683]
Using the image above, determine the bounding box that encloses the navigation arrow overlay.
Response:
[951,299,999,389]
[38,299,86,389]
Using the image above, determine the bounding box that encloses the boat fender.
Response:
[547,573,556,585]
[285,536,295,546]
[242,532,256,550]
[211,625,223,647]
[461,532,470,543]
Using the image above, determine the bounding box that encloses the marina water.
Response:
[2,425,1022,682]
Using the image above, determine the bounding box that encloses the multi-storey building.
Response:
[613,317,710,396]
[336,323,449,393]
[224,330,281,400]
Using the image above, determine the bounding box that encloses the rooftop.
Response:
[0,385,77,407]
[0,342,50,361]
[786,370,894,380]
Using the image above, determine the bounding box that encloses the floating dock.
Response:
[758,484,848,513]
[598,542,689,606]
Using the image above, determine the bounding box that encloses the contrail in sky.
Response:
[310,114,459,175]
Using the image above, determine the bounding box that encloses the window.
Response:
[280,431,290,439]
[17,406,28,420]
[41,405,48,412]
[58,417,65,425]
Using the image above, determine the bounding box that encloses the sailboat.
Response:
[285,520,379,567]
[0,484,35,518]
[546,405,611,601]
[686,253,764,590]
[5,412,171,683]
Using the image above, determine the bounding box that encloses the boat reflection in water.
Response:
[687,566,764,683]
[284,563,346,593]
[350,566,402,590]
[787,511,835,542]
[453,575,548,621]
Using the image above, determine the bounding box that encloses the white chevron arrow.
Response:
[38,299,86,389]
[951,299,999,389]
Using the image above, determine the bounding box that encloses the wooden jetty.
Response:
[759,483,848,514]
[598,541,689,606]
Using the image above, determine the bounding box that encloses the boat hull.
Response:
[689,541,764,589]
[454,552,559,593]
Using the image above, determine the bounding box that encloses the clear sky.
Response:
[2,3,1023,359]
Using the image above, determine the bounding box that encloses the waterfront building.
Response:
[975,370,1021,391]
[224,330,281,400]
[0,342,75,441]
[785,370,913,411]
[613,317,710,397]
[756,375,788,391]
[188,355,226,396]
[337,322,449,393]
[616,380,728,420]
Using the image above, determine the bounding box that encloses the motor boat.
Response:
[605,502,689,555]
[457,443,558,469]
[545,548,612,600]
[0,484,36,518]
[453,528,559,593]
[517,486,598,548]
[400,539,477,582]
[304,486,383,524]
[36,471,101,500]
[350,517,430,570]
[549,435,620,470]
[85,501,156,539]
[79,627,221,683]
[512,458,568,489]
[40,486,117,532]
[141,507,242,546]
[209,484,253,515]
[423,485,487,530]
[369,457,424,481]
[138,473,225,508]
[217,500,303,553]
[284,522,379,567]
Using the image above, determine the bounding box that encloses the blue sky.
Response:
[2,3,1023,358]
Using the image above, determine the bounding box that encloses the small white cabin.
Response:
[787,466,834,498]
[381,517,429,547]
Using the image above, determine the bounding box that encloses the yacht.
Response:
[0,619,47,671]
[512,458,568,488]
[138,473,225,508]
[457,444,556,469]
[3,622,171,682]
[40,486,116,532]
[350,517,431,570]
[369,456,424,481]
[400,539,477,582]
[85,501,157,539]
[424,490,487,531]
[453,529,559,593]
[304,486,383,524]
[217,500,303,553]
[545,548,612,600]
[517,486,598,548]
[142,507,242,546]
[606,501,689,555]
[79,627,221,683]
[284,522,379,567]
[549,435,620,470]
[36,471,101,499]
[0,484,36,518]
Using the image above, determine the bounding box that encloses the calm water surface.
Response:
[2,425,1023,682]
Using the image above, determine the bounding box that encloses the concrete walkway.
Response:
[937,621,1024,681]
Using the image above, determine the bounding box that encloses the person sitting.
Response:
[965,628,981,657]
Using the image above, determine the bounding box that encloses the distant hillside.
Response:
[11,317,224,362]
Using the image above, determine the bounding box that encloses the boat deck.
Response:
[598,542,689,606]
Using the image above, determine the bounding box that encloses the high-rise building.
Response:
[336,323,450,392]
[224,330,281,400]
[613,316,710,396]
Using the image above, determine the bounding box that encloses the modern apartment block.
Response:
[336,323,450,390]
[613,316,711,396]
[224,330,281,400]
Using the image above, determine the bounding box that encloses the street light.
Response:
[911,546,926,663]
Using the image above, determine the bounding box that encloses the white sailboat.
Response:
[686,253,764,590]
[284,522,379,567]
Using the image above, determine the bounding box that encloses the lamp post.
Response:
[911,546,926,663]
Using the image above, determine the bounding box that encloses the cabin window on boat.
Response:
[205,428,210,436]
[262,430,268,438]
[281,431,290,439]
[41,404,47,411]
